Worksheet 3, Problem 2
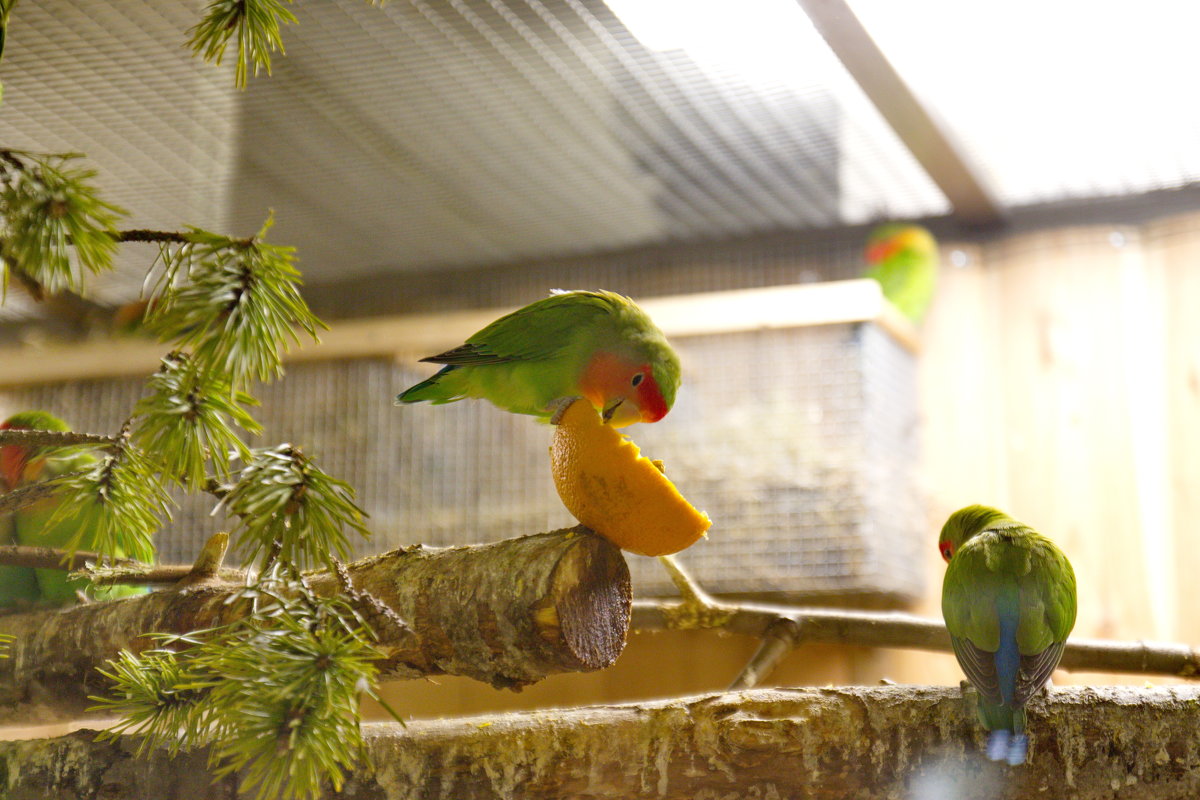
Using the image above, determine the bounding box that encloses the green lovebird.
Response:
[0,411,144,605]
[395,290,681,427]
[939,504,1077,765]
[863,223,939,324]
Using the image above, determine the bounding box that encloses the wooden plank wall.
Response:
[894,211,1200,688]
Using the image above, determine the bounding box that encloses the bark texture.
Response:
[0,527,630,721]
[2,686,1198,799]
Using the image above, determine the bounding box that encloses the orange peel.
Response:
[550,397,711,556]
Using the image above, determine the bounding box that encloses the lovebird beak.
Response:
[602,398,643,427]
[601,398,624,424]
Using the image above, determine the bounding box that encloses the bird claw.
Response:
[549,396,583,425]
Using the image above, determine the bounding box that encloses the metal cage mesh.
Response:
[1,319,921,603]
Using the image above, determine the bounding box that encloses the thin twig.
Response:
[0,476,82,515]
[0,429,120,448]
[0,544,142,572]
[87,563,247,587]
[655,555,733,629]
[632,598,1200,680]
[728,617,802,690]
[203,477,232,501]
[115,229,192,244]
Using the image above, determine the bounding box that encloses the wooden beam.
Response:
[0,280,916,387]
[795,0,1006,226]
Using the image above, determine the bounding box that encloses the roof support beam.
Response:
[796,0,1006,226]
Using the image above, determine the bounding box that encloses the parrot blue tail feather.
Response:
[994,594,1021,707]
[986,730,1011,761]
[1006,733,1029,765]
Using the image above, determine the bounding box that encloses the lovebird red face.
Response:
[938,538,956,562]
[0,423,30,490]
[580,353,670,426]
[865,225,935,265]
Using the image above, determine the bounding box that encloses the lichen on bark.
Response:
[2,686,1198,799]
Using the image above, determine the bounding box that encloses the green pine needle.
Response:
[0,151,125,294]
[91,579,387,800]
[43,442,172,564]
[219,445,370,571]
[145,215,326,387]
[91,647,213,757]
[133,351,262,488]
[189,0,298,89]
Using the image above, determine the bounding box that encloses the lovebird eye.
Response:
[631,373,644,387]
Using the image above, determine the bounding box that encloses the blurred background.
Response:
[1,0,1198,721]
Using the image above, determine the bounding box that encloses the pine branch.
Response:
[0,473,82,515]
[0,544,142,572]
[0,428,119,448]
[117,229,249,246]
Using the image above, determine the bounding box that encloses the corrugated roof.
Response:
[0,0,1195,318]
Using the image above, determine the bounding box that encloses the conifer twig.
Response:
[0,475,82,515]
[0,429,120,448]
[0,544,142,572]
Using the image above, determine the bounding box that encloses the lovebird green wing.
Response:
[422,291,616,366]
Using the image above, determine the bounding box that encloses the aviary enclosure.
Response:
[0,1,1198,799]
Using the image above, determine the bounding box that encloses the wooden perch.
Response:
[0,527,631,722]
[634,598,1200,683]
[3,686,1198,799]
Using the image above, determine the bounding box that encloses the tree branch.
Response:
[0,476,84,516]
[0,429,119,448]
[0,527,631,722]
[0,545,142,572]
[3,686,1198,799]
[633,598,1200,682]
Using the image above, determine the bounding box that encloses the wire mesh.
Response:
[0,320,922,603]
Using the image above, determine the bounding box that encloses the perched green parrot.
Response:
[395,290,681,427]
[0,411,143,605]
[939,504,1077,765]
[863,223,939,323]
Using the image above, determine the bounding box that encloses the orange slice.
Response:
[550,397,711,556]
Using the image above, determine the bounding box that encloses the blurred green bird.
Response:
[939,504,1077,765]
[864,223,939,324]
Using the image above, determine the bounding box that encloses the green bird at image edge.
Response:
[395,290,681,427]
[939,504,1077,765]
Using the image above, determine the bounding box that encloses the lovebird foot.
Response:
[1006,733,1028,766]
[986,730,1011,761]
